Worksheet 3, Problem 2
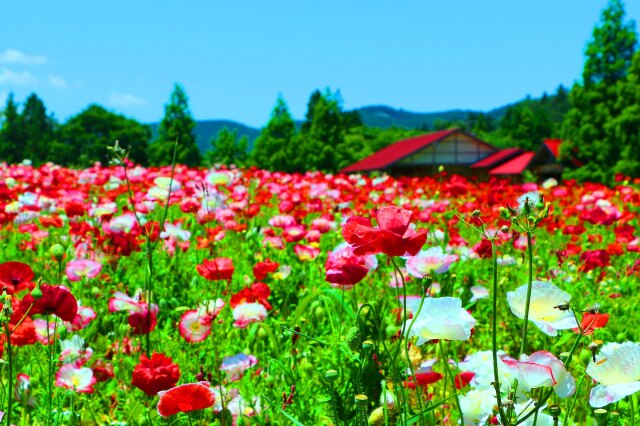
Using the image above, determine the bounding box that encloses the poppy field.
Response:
[0,161,639,426]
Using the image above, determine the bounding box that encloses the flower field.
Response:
[0,162,639,425]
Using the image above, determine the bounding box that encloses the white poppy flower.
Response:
[587,342,640,408]
[506,281,578,336]
[405,297,476,345]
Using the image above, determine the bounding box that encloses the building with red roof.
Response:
[341,128,498,176]
[341,130,564,180]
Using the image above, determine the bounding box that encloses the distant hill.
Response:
[150,87,568,153]
[354,106,479,129]
[149,120,260,153]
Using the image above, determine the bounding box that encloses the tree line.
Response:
[0,0,638,182]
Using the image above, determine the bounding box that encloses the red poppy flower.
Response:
[342,206,427,257]
[91,359,115,382]
[132,353,181,396]
[22,284,78,322]
[0,262,35,294]
[404,371,443,388]
[574,313,609,335]
[128,307,158,335]
[157,382,215,417]
[579,250,611,272]
[230,282,272,310]
[253,259,279,281]
[454,371,475,389]
[196,258,234,281]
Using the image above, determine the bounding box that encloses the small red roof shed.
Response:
[489,152,535,175]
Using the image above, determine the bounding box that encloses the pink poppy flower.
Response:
[500,351,576,398]
[179,310,213,343]
[65,259,102,282]
[294,244,320,261]
[55,364,96,394]
[232,302,267,328]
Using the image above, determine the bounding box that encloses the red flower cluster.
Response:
[196,258,234,281]
[132,353,181,396]
[342,206,427,257]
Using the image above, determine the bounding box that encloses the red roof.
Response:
[341,129,459,173]
[543,139,563,158]
[489,152,535,175]
[471,148,523,168]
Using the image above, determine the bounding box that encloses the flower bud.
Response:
[325,369,338,382]
[499,207,511,220]
[471,210,481,218]
[355,394,368,407]
[31,284,43,299]
[50,244,65,262]
[500,225,510,233]
[368,407,385,426]
[345,326,361,352]
[594,408,608,426]
[588,342,599,362]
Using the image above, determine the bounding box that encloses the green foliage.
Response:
[562,0,638,182]
[0,93,25,164]
[22,93,57,166]
[250,96,297,172]
[206,126,248,167]
[56,105,151,166]
[148,83,201,167]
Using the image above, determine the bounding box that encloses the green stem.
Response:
[5,322,13,426]
[631,393,636,426]
[390,257,425,425]
[439,340,463,424]
[490,238,509,425]
[515,333,583,425]
[519,229,534,356]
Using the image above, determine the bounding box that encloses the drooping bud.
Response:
[345,326,361,352]
[30,283,43,299]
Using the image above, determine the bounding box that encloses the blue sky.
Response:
[1,1,639,127]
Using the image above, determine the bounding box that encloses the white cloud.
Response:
[49,74,68,88]
[0,49,47,65]
[0,68,37,85]
[108,92,147,108]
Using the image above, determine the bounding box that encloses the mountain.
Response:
[149,120,260,153]
[353,105,480,129]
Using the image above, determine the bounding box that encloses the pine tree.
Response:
[251,97,296,172]
[207,127,248,167]
[561,0,638,182]
[22,93,56,165]
[0,94,25,164]
[148,84,201,167]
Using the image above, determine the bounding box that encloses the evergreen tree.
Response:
[207,127,248,167]
[607,50,640,177]
[57,105,150,166]
[250,97,296,172]
[148,84,201,167]
[22,93,56,165]
[561,0,638,182]
[0,94,25,164]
